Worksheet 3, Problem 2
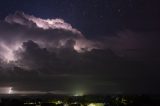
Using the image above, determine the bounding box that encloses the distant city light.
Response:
[74,91,84,96]
[88,103,96,106]
[88,103,105,106]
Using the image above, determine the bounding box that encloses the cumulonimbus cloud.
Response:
[0,12,160,94]
[0,11,100,63]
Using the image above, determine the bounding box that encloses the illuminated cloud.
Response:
[0,42,21,62]
[0,11,99,63]
[0,87,12,94]
[5,11,81,34]
[0,12,159,94]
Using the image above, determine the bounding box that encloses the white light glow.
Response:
[8,87,12,94]
[74,40,96,52]
[26,15,81,34]
[1,45,15,62]
[0,87,13,94]
[74,45,82,52]
[0,42,21,63]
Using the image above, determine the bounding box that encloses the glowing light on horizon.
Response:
[88,103,105,106]
[73,90,84,96]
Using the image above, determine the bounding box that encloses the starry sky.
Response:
[0,0,159,37]
[0,0,160,95]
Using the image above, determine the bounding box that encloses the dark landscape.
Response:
[1,94,160,106]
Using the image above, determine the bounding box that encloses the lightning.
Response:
[8,87,12,94]
[0,42,21,63]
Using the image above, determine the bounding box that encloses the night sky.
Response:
[0,0,160,95]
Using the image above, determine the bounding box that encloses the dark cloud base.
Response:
[0,12,160,94]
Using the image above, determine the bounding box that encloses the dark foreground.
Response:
[0,94,160,106]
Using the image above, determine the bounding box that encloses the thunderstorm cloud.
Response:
[0,11,160,94]
[0,11,99,63]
